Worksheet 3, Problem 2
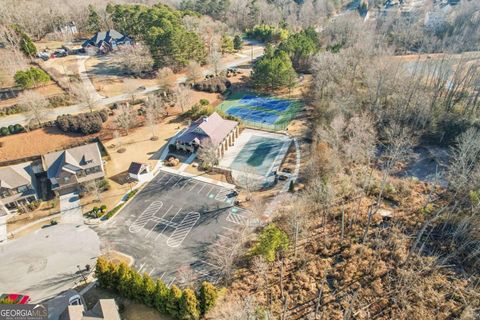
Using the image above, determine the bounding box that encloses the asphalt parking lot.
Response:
[96,170,250,286]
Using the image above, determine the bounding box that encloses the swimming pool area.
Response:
[217,92,302,131]
[219,129,292,189]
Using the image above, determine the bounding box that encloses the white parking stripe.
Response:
[148,268,155,276]
[138,262,146,272]
[167,277,176,288]
[188,181,198,191]
[159,272,166,280]
[154,207,182,240]
[197,183,206,194]
[129,201,163,233]
[222,226,241,233]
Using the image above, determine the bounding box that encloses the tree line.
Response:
[95,257,220,320]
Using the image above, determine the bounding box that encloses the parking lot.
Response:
[96,170,250,286]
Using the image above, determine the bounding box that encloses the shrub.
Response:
[198,281,218,316]
[199,99,209,106]
[14,67,50,89]
[233,35,243,50]
[104,203,124,220]
[0,127,10,136]
[166,285,182,318]
[56,110,107,135]
[193,77,231,93]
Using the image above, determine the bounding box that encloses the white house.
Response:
[128,162,153,183]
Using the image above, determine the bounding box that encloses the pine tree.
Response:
[86,4,101,34]
[129,270,144,301]
[153,280,169,313]
[233,35,243,50]
[251,45,297,90]
[116,264,132,297]
[198,281,218,316]
[166,285,182,317]
[179,288,200,320]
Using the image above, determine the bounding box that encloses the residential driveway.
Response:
[60,192,83,225]
[0,224,99,303]
[95,170,247,287]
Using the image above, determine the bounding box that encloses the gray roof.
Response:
[0,162,34,189]
[43,143,102,179]
[128,162,148,175]
[178,112,238,146]
[82,29,130,48]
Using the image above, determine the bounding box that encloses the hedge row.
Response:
[0,124,25,136]
[56,110,108,135]
[95,257,219,319]
[103,189,137,220]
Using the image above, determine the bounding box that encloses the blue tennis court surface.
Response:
[217,92,302,130]
[230,135,286,176]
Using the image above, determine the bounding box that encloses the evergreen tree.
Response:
[12,26,37,58]
[154,280,169,313]
[95,257,110,288]
[140,274,156,307]
[252,224,289,262]
[129,269,144,301]
[179,288,200,320]
[251,46,297,90]
[198,281,218,316]
[221,35,234,54]
[166,285,183,317]
[14,67,50,89]
[116,263,132,297]
[86,4,101,34]
[233,35,243,50]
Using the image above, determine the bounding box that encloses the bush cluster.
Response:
[14,67,50,89]
[104,189,137,220]
[0,105,23,117]
[95,257,219,319]
[56,110,108,135]
[193,77,231,93]
[0,124,25,136]
[245,24,289,43]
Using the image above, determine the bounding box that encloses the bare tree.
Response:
[115,103,135,135]
[175,85,193,113]
[85,179,102,202]
[208,45,222,76]
[197,141,218,170]
[157,67,176,95]
[186,61,203,85]
[17,91,49,127]
[115,43,154,76]
[144,95,165,140]
[70,82,96,112]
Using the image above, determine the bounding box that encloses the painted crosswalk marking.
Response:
[129,201,163,233]
[167,212,200,248]
[226,207,250,226]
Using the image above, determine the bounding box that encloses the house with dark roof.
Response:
[60,298,120,320]
[176,112,239,158]
[0,161,38,213]
[42,143,105,195]
[82,29,132,54]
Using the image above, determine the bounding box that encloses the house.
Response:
[59,298,120,320]
[42,143,105,195]
[176,112,239,158]
[128,162,153,183]
[82,29,132,54]
[0,161,39,213]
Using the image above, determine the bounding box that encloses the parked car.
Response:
[281,168,292,173]
[227,190,238,198]
[278,174,288,181]
[53,49,68,57]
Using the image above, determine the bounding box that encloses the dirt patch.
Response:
[184,164,230,184]
[0,126,94,162]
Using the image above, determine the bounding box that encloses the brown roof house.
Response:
[60,299,120,320]
[176,112,239,158]
[0,161,39,214]
[42,143,105,195]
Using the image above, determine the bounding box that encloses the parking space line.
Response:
[138,262,146,272]
[222,226,241,233]
[167,277,176,288]
[148,268,155,276]
[199,260,222,269]
[218,233,232,240]
[188,181,198,191]
[197,183,206,194]
[156,172,169,184]
[164,175,175,185]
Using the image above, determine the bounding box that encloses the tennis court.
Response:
[219,129,292,189]
[217,92,302,131]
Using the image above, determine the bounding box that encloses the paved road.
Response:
[0,224,99,303]
[95,170,248,287]
[0,45,264,127]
